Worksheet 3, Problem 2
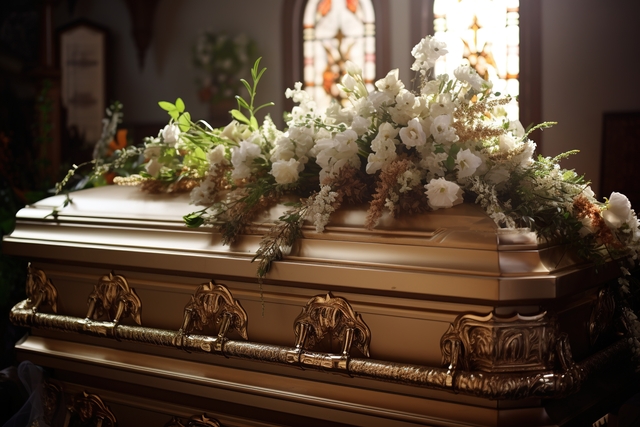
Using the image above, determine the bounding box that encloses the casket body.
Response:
[3,186,635,426]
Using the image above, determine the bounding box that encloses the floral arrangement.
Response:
[58,36,640,357]
[193,31,257,105]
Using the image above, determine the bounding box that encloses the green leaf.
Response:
[183,212,205,228]
[231,109,250,125]
[250,116,259,130]
[168,110,180,121]
[175,98,185,112]
[158,101,174,111]
[178,113,191,132]
[235,96,250,110]
[240,79,252,95]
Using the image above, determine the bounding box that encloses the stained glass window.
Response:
[303,0,376,110]
[433,0,520,119]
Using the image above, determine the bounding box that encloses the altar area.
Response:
[3,184,638,426]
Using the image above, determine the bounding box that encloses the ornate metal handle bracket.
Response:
[86,271,142,325]
[63,391,117,427]
[25,263,58,313]
[174,281,249,353]
[289,292,371,372]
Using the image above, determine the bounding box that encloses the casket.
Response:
[3,185,636,426]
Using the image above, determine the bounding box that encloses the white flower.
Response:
[411,36,448,75]
[270,158,301,184]
[351,115,371,136]
[375,69,404,97]
[144,145,161,160]
[419,151,448,179]
[424,178,463,210]
[508,120,526,139]
[429,93,455,117]
[231,139,261,180]
[345,60,361,76]
[161,124,181,147]
[453,65,489,92]
[430,114,458,144]
[315,129,361,181]
[366,123,400,174]
[603,192,633,228]
[498,133,518,152]
[309,185,340,232]
[398,169,422,193]
[455,149,483,179]
[400,118,427,148]
[145,158,162,177]
[207,145,227,166]
[221,120,252,144]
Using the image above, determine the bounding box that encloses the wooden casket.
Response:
[3,185,636,426]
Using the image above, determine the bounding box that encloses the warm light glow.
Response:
[433,0,520,120]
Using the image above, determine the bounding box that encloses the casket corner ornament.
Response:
[440,311,570,374]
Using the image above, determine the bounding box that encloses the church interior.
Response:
[1,1,640,426]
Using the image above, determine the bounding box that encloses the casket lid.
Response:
[3,185,615,302]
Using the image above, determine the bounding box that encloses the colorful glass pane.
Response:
[303,0,376,110]
[433,0,520,119]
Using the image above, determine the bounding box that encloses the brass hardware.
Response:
[165,413,222,427]
[173,282,248,353]
[86,272,142,325]
[178,282,248,339]
[293,292,371,357]
[9,298,630,400]
[440,311,569,373]
[43,381,62,426]
[25,264,58,313]
[63,391,117,427]
[589,287,616,346]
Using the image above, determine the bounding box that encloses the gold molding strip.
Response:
[9,299,629,400]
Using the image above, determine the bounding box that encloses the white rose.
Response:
[603,192,633,228]
[424,178,463,210]
[270,158,301,184]
[161,124,181,146]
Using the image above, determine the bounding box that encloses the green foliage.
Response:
[231,58,275,131]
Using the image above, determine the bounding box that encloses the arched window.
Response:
[410,0,541,147]
[433,0,520,119]
[302,0,376,109]
[282,0,390,112]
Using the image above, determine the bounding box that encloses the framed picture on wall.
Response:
[58,20,108,148]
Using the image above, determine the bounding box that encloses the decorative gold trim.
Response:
[9,299,629,400]
[589,287,616,346]
[440,311,569,373]
[86,272,142,325]
[63,391,117,427]
[25,264,58,313]
[43,381,62,426]
[293,292,371,357]
[165,414,222,427]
